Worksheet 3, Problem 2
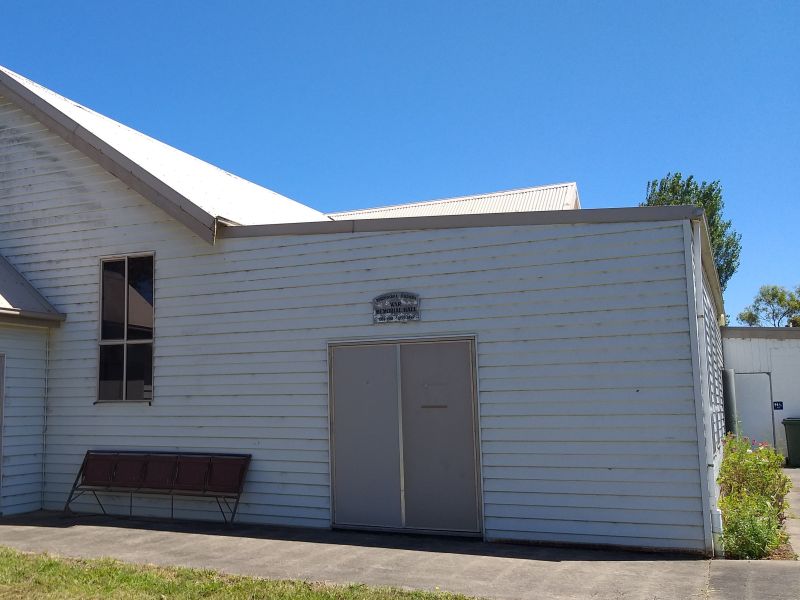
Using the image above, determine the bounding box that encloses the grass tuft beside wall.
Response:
[717,434,793,559]
[0,547,472,600]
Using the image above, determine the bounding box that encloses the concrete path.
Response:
[785,468,800,553]
[0,493,797,600]
[706,470,800,600]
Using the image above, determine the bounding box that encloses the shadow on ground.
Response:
[0,510,702,564]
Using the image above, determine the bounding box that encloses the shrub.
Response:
[717,434,792,559]
[718,493,784,559]
[718,434,792,522]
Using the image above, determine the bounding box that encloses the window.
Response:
[99,255,154,402]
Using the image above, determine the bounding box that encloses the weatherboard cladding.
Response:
[702,274,725,453]
[0,325,47,516]
[0,93,705,551]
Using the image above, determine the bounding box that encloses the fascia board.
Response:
[219,205,703,238]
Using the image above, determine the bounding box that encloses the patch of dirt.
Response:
[767,539,797,560]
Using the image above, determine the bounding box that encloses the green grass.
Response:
[0,547,472,600]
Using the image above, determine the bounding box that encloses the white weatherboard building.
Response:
[0,66,726,554]
[722,328,800,458]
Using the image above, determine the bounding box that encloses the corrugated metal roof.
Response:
[0,255,64,324]
[0,66,326,227]
[327,182,580,220]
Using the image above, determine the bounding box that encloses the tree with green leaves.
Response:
[640,172,742,290]
[737,285,800,327]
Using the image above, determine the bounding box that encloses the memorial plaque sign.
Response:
[373,292,420,323]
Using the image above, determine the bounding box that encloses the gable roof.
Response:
[0,66,326,243]
[0,255,64,326]
[327,182,580,220]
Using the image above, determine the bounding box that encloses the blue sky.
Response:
[2,1,798,319]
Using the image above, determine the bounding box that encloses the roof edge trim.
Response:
[690,212,725,318]
[0,308,65,327]
[219,205,704,238]
[721,326,800,340]
[0,70,217,244]
[0,254,64,317]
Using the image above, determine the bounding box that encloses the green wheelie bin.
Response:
[783,418,800,467]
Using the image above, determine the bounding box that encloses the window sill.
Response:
[94,400,152,405]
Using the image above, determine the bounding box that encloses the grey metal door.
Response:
[330,344,402,528]
[400,340,480,532]
[734,373,775,446]
[330,339,479,533]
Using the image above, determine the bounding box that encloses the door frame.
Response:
[733,370,776,446]
[327,336,483,536]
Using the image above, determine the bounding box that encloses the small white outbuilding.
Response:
[722,327,800,458]
[0,65,727,554]
[0,256,64,515]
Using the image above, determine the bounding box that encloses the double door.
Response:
[330,339,480,533]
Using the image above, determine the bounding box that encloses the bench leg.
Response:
[91,491,107,515]
[215,497,229,525]
[230,496,241,524]
[213,497,241,525]
[63,465,86,514]
[64,489,87,515]
[63,486,78,514]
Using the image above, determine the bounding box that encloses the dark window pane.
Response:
[127,256,154,340]
[126,343,153,401]
[99,344,124,401]
[101,260,125,340]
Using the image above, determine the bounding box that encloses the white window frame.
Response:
[97,252,155,404]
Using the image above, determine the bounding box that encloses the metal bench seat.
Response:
[64,450,251,523]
